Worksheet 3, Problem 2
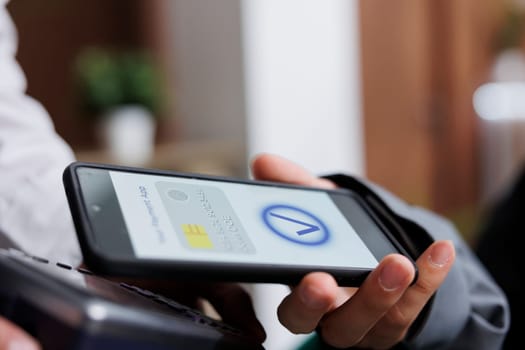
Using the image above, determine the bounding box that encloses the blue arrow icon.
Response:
[269,212,320,235]
[262,204,330,246]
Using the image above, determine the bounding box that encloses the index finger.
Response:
[251,153,336,189]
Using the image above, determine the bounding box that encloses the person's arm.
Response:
[251,153,509,349]
[332,175,510,349]
[0,0,81,265]
[0,3,267,343]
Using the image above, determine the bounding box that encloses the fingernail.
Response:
[429,241,453,267]
[379,262,406,291]
[8,339,39,350]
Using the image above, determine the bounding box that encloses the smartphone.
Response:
[63,162,417,286]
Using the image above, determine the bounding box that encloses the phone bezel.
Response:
[63,161,416,286]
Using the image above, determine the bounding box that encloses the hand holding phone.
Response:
[63,161,417,287]
[250,154,456,350]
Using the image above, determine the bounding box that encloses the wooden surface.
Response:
[74,139,246,177]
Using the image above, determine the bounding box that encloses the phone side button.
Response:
[56,262,72,270]
[76,267,94,275]
[31,256,49,264]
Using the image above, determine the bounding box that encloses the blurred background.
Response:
[7,0,525,348]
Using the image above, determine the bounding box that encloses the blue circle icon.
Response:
[261,204,330,246]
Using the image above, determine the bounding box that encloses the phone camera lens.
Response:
[168,190,189,201]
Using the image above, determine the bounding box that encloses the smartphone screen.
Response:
[72,165,400,274]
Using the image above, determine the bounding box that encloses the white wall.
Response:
[242,0,363,175]
[241,2,363,349]
[166,1,364,349]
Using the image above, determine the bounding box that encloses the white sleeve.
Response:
[0,0,82,265]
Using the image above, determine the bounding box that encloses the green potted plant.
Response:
[74,47,164,165]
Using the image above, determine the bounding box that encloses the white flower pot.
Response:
[98,105,156,166]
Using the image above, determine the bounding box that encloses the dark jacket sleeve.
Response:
[318,174,510,349]
[474,166,525,350]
